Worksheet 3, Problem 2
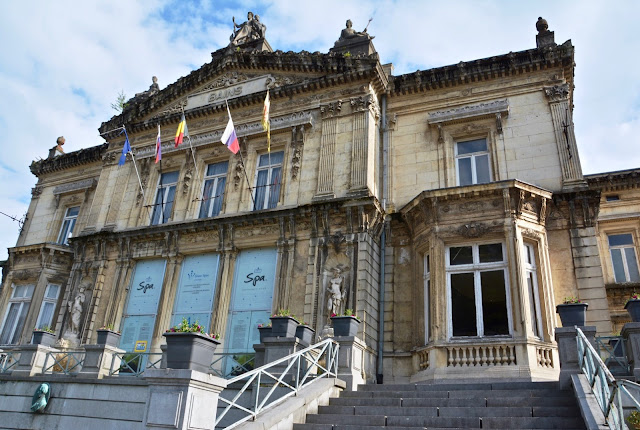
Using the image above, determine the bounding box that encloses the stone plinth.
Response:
[143,368,227,430]
[78,344,126,378]
[622,322,640,380]
[555,326,596,389]
[334,336,366,391]
[12,344,59,377]
[254,337,306,382]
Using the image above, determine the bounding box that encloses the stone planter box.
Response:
[330,316,360,337]
[96,329,121,347]
[162,332,220,373]
[269,316,299,338]
[556,303,588,327]
[295,325,315,346]
[31,331,56,347]
[258,326,272,343]
[625,300,640,322]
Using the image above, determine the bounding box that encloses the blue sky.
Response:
[0,0,639,260]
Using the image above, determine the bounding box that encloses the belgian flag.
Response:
[175,112,188,147]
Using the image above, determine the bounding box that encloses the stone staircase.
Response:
[293,381,586,430]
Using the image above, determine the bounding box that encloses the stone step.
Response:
[294,426,585,430]
[319,404,580,418]
[340,389,571,399]
[330,395,577,408]
[357,381,560,392]
[306,414,386,426]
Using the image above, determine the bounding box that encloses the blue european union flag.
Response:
[118,128,131,166]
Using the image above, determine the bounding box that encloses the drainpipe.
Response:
[377,93,388,384]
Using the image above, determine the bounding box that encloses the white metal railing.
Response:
[215,338,339,430]
[210,352,255,379]
[0,350,20,373]
[43,350,85,375]
[577,327,640,429]
[109,352,163,376]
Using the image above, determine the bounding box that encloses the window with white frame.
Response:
[0,284,34,345]
[199,161,228,219]
[608,234,640,283]
[455,138,491,186]
[447,242,511,337]
[253,151,283,211]
[424,255,431,344]
[523,243,543,338]
[57,206,80,245]
[35,284,60,330]
[150,171,179,225]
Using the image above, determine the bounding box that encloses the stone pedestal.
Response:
[334,336,366,391]
[254,337,305,382]
[143,368,227,430]
[555,326,596,389]
[12,344,58,377]
[78,344,125,378]
[622,322,640,380]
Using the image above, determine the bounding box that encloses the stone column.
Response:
[543,84,586,190]
[555,326,596,389]
[78,344,126,378]
[12,345,59,377]
[335,336,367,391]
[315,101,341,198]
[622,322,640,380]
[144,369,227,430]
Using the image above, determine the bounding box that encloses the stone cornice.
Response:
[390,40,574,97]
[586,168,640,191]
[99,49,385,137]
[29,144,108,177]
[427,99,509,125]
[53,178,98,195]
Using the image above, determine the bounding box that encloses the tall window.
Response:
[447,242,511,337]
[0,285,34,345]
[523,243,543,338]
[36,284,60,330]
[253,152,283,211]
[424,255,431,344]
[608,234,640,283]
[455,138,491,186]
[199,162,228,219]
[150,171,179,225]
[57,206,79,245]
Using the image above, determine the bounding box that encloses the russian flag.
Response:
[155,124,162,164]
[221,114,240,154]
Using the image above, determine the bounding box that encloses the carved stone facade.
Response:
[2,17,638,386]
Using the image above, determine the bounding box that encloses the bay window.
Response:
[447,242,511,337]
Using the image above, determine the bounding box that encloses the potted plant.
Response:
[31,326,56,347]
[269,309,299,337]
[625,293,640,322]
[295,320,315,346]
[163,318,221,373]
[257,322,272,343]
[330,309,361,337]
[96,324,121,347]
[628,410,640,430]
[556,297,588,327]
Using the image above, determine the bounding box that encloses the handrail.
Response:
[215,338,339,430]
[0,350,20,373]
[42,350,85,375]
[576,327,640,429]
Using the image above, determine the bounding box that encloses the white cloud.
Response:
[0,0,639,260]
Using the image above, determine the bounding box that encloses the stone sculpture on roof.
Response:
[230,11,267,45]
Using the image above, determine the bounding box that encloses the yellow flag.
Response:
[261,90,271,152]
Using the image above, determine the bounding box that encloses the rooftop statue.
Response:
[230,11,266,45]
[339,19,373,42]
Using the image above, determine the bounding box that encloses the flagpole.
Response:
[225,99,255,207]
[99,125,126,137]
[181,105,201,183]
[123,126,145,199]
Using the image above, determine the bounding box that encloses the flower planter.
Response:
[625,300,640,322]
[556,303,588,327]
[162,332,220,373]
[31,331,56,347]
[258,326,273,343]
[295,325,316,346]
[330,316,360,337]
[96,329,121,347]
[269,316,299,337]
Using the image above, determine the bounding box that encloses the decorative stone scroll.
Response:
[427,99,509,132]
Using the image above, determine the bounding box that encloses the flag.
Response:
[118,128,131,166]
[261,90,271,152]
[155,124,162,163]
[175,112,188,147]
[221,108,240,154]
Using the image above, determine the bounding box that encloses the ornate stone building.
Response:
[1,15,639,384]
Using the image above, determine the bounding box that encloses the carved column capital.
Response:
[544,84,569,103]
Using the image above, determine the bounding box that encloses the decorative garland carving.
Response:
[136,158,151,206]
[457,222,489,238]
[290,126,304,180]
